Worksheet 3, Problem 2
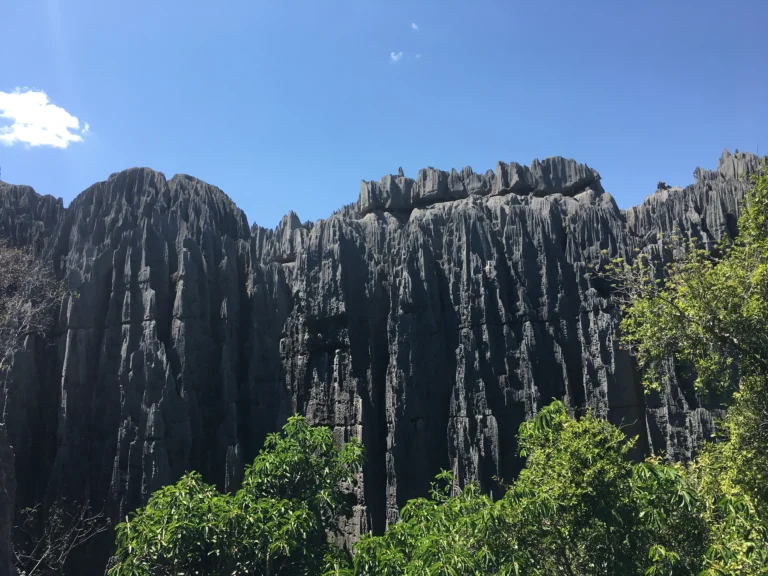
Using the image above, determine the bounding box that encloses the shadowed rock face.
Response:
[0,150,760,573]
[0,425,17,576]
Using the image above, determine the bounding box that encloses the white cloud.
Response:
[390,51,404,62]
[0,88,88,149]
[415,54,422,59]
[411,23,419,31]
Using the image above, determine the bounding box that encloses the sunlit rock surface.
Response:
[0,149,759,573]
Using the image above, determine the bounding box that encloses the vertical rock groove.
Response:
[0,149,760,574]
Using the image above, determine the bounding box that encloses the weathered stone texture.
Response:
[0,150,759,574]
[0,182,64,251]
[0,425,16,576]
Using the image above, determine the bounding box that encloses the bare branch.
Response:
[12,500,111,576]
[0,240,67,371]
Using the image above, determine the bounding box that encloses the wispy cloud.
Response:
[0,88,88,149]
[411,23,419,31]
[390,51,404,62]
[415,54,422,59]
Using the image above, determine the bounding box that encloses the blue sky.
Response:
[1,0,766,228]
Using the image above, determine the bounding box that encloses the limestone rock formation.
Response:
[0,182,64,251]
[0,425,17,576]
[357,157,601,215]
[0,150,760,574]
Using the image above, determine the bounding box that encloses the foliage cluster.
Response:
[347,401,706,576]
[110,417,364,576]
[605,162,768,574]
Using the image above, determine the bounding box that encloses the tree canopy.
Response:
[346,401,706,576]
[109,416,364,576]
[608,162,768,574]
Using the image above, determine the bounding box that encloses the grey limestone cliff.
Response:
[0,182,64,252]
[0,149,760,574]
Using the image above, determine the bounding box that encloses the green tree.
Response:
[510,401,704,576]
[109,416,364,576]
[608,162,768,573]
[349,471,516,576]
[611,168,768,397]
[349,401,706,576]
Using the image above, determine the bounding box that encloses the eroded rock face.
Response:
[0,182,64,251]
[0,150,760,574]
[0,424,17,576]
[357,157,601,215]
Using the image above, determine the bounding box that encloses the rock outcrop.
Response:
[0,150,760,574]
[0,182,64,252]
[357,157,601,215]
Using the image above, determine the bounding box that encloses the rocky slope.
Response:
[0,149,760,574]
